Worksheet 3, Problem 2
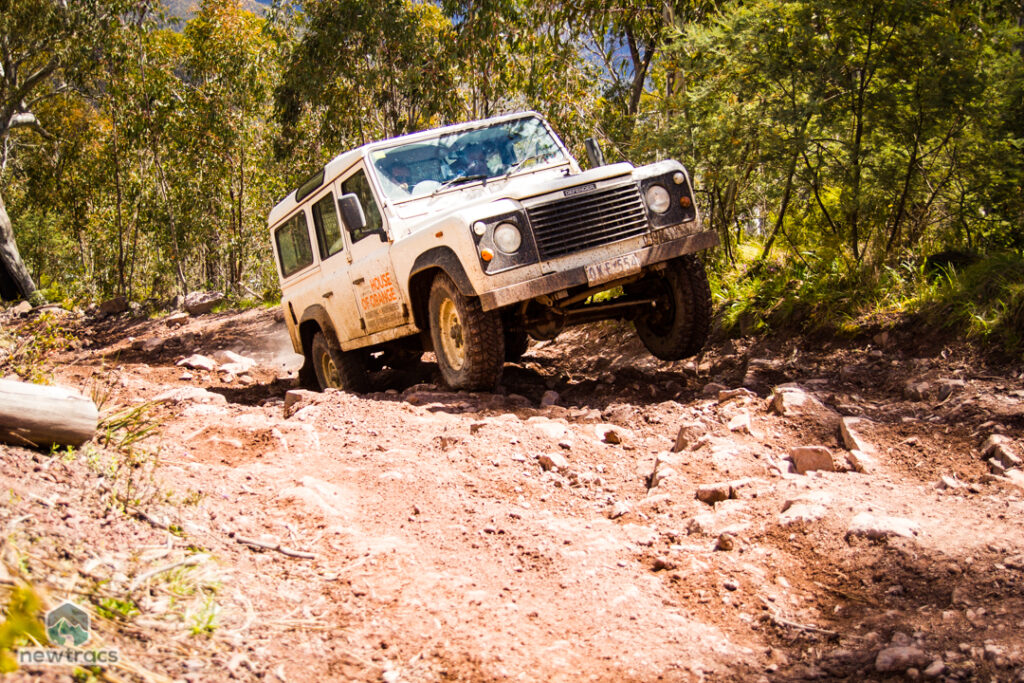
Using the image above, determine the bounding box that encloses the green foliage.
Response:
[0,312,78,383]
[0,585,46,672]
[913,253,1024,355]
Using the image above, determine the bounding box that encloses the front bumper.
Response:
[479,228,718,311]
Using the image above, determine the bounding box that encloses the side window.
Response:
[311,193,344,259]
[274,212,313,277]
[341,169,384,243]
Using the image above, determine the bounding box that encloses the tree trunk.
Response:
[0,379,98,449]
[0,188,36,301]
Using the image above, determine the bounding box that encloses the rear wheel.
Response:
[428,273,504,390]
[631,255,711,360]
[310,330,369,392]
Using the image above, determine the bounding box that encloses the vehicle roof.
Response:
[267,111,544,229]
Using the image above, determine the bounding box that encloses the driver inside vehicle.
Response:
[463,143,491,176]
[387,162,412,191]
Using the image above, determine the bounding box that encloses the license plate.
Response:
[585,252,641,286]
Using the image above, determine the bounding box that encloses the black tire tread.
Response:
[311,330,370,393]
[635,255,712,360]
[429,274,504,390]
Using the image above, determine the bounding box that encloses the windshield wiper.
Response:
[505,152,553,178]
[431,173,488,196]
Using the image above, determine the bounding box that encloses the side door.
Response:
[308,187,363,344]
[339,165,410,335]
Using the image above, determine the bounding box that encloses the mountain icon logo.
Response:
[45,602,90,647]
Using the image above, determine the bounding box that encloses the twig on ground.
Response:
[129,554,209,592]
[759,597,838,638]
[234,535,316,559]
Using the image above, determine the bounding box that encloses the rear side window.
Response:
[312,193,345,259]
[341,169,384,243]
[274,212,313,277]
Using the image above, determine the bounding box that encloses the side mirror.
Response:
[338,193,366,233]
[584,137,605,168]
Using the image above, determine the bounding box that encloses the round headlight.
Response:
[492,222,522,254]
[472,221,487,236]
[673,172,685,185]
[645,184,671,214]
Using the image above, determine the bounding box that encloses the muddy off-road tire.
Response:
[632,255,711,361]
[428,273,504,390]
[310,330,369,393]
[504,327,530,363]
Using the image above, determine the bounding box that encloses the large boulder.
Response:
[183,291,225,315]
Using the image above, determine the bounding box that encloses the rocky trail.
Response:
[1,304,1023,682]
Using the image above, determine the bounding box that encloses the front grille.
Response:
[526,184,648,260]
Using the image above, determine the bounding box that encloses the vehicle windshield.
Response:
[369,115,567,202]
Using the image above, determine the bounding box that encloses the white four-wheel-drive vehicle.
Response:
[268,111,717,392]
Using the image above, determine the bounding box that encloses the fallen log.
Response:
[0,379,98,449]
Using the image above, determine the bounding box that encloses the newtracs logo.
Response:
[45,602,90,647]
[17,601,118,668]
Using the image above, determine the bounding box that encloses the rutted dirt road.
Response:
[2,305,1024,681]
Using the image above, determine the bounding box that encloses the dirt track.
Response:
[2,306,1024,681]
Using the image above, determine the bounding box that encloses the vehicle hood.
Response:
[388,162,637,239]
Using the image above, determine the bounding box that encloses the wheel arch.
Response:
[407,247,476,340]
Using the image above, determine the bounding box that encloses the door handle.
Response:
[352,277,365,285]
[322,290,333,298]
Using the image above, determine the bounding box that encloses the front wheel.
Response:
[631,255,712,360]
[310,330,369,392]
[428,273,504,390]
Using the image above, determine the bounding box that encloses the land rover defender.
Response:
[268,111,717,392]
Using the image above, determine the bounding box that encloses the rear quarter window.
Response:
[274,212,314,278]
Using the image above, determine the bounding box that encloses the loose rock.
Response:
[847,512,921,541]
[184,291,225,315]
[769,383,825,417]
[177,354,218,372]
[538,452,570,473]
[839,417,872,453]
[99,296,129,315]
[540,390,560,407]
[875,646,930,673]
[788,446,836,474]
[696,482,734,505]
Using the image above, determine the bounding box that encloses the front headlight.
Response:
[493,222,522,253]
[645,184,671,214]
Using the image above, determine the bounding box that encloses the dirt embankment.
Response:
[1,305,1023,682]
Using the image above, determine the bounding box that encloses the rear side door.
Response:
[308,187,363,344]
[340,166,410,335]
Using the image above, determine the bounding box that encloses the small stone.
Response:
[923,659,945,678]
[702,382,727,397]
[903,381,932,401]
[10,300,32,316]
[165,311,190,327]
[937,475,962,490]
[652,556,676,571]
[176,354,218,372]
[608,502,631,520]
[696,482,733,505]
[983,434,1021,468]
[769,383,825,416]
[672,422,701,452]
[727,410,761,437]
[723,578,739,591]
[788,446,836,474]
[284,389,318,416]
[839,417,871,453]
[594,423,626,445]
[875,646,930,673]
[540,390,560,407]
[846,449,878,474]
[715,532,736,551]
[179,371,193,381]
[538,452,570,473]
